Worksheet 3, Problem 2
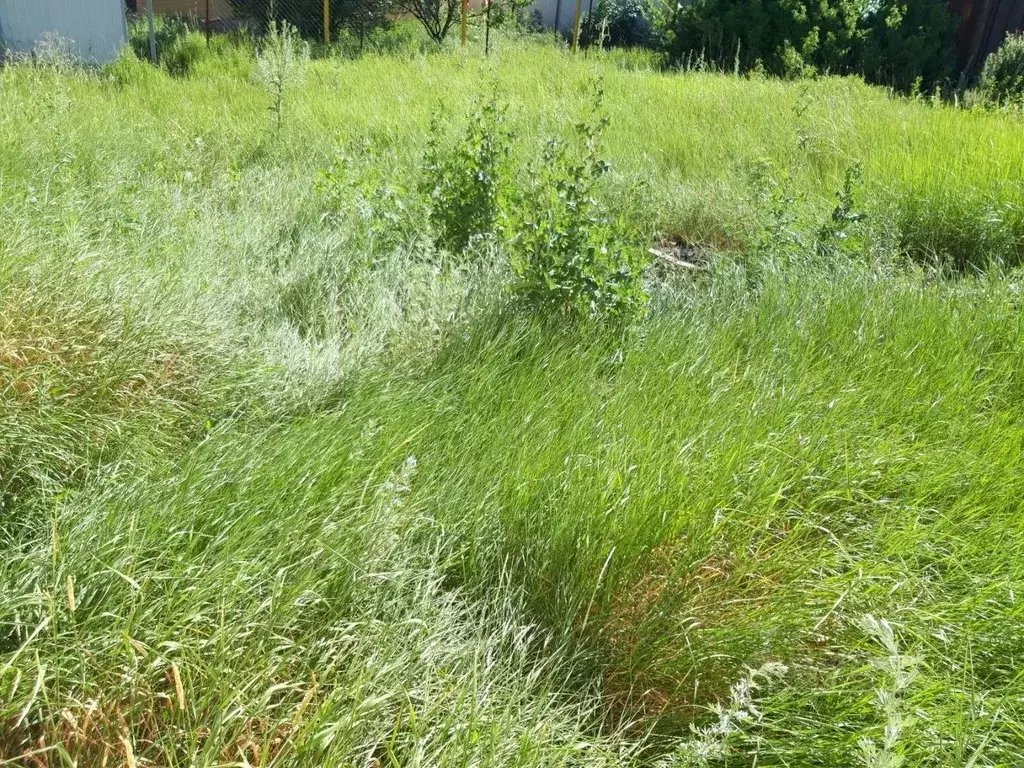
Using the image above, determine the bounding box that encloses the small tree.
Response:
[391,0,460,43]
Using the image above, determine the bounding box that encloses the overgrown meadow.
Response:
[3,27,1024,767]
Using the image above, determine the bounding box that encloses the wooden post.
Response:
[461,0,469,46]
[205,0,211,45]
[484,0,491,56]
[571,0,583,51]
[146,0,157,63]
[324,0,331,44]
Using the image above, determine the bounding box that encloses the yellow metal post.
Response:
[461,0,469,45]
[571,0,583,51]
[324,0,331,44]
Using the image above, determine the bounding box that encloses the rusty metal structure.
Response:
[950,0,1024,71]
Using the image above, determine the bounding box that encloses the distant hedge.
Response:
[657,0,957,92]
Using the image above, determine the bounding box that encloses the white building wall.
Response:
[0,0,126,63]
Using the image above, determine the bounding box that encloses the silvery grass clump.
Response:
[651,616,917,768]
[0,32,77,75]
[656,662,788,767]
[856,615,919,768]
[32,32,78,70]
[256,20,309,135]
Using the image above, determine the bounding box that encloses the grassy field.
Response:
[3,32,1024,766]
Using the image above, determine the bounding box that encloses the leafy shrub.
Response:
[317,142,425,254]
[105,48,155,86]
[422,91,515,255]
[747,161,805,273]
[743,162,867,280]
[980,32,1024,106]
[128,14,186,60]
[484,0,538,32]
[162,30,207,76]
[778,40,814,80]
[127,16,209,76]
[859,0,957,93]
[334,0,393,47]
[580,0,654,50]
[361,21,425,55]
[507,82,650,320]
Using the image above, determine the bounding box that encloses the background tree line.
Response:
[228,0,1008,97]
[589,0,959,93]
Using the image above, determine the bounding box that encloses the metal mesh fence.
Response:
[125,0,531,66]
[7,0,543,66]
[129,0,389,52]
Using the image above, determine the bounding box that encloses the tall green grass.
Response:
[7,264,1024,764]
[3,37,1024,766]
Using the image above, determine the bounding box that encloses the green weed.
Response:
[422,87,515,255]
[508,79,651,319]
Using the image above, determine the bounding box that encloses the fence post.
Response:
[146,0,157,64]
[571,0,583,51]
[206,0,211,45]
[484,0,491,56]
[323,0,331,44]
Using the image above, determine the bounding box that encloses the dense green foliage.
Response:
[859,0,958,92]
[3,36,1024,766]
[665,0,863,76]
[423,91,515,254]
[508,83,651,318]
[127,13,208,75]
[660,0,957,91]
[580,0,655,49]
[980,32,1024,105]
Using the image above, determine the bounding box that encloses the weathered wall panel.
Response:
[0,0,126,62]
[950,0,1024,71]
[148,0,235,20]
